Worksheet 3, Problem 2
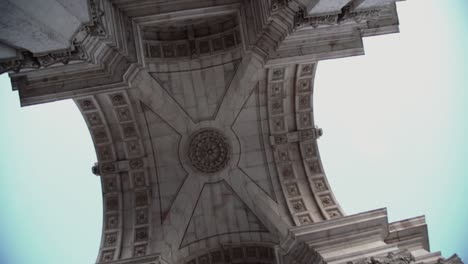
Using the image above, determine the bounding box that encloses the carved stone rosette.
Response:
[188,129,231,174]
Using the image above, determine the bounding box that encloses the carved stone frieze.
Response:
[144,28,241,60]
[349,250,416,264]
[105,91,151,257]
[294,5,383,30]
[184,244,276,264]
[0,0,106,74]
[0,43,86,74]
[266,64,345,225]
[294,9,339,29]
[338,5,382,24]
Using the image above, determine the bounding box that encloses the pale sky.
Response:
[0,0,467,263]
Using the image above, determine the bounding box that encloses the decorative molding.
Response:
[438,255,465,264]
[271,0,293,12]
[267,65,318,226]
[294,9,339,29]
[294,4,384,30]
[349,250,416,264]
[0,43,87,74]
[266,63,344,225]
[99,254,168,264]
[77,90,153,262]
[282,240,326,264]
[106,91,152,259]
[293,63,344,220]
[0,0,106,74]
[84,0,106,37]
[144,27,241,60]
[183,244,276,264]
[74,95,124,263]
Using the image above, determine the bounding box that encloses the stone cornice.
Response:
[349,250,416,264]
[293,3,385,29]
[5,0,402,106]
[280,233,328,264]
[8,0,142,106]
[438,255,464,264]
[0,0,105,74]
[100,254,168,264]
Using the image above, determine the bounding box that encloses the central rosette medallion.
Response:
[188,128,231,173]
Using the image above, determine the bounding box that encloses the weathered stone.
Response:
[1,1,462,264]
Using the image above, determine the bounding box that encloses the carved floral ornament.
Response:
[188,128,231,174]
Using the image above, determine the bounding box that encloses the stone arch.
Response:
[265,62,345,225]
[75,90,154,262]
[1,0,445,263]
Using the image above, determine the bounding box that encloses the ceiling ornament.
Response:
[188,128,231,174]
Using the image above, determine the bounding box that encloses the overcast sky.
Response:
[0,0,467,263]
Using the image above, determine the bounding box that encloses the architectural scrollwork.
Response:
[294,4,382,30]
[338,5,381,24]
[0,42,87,74]
[294,9,339,29]
[349,250,415,264]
